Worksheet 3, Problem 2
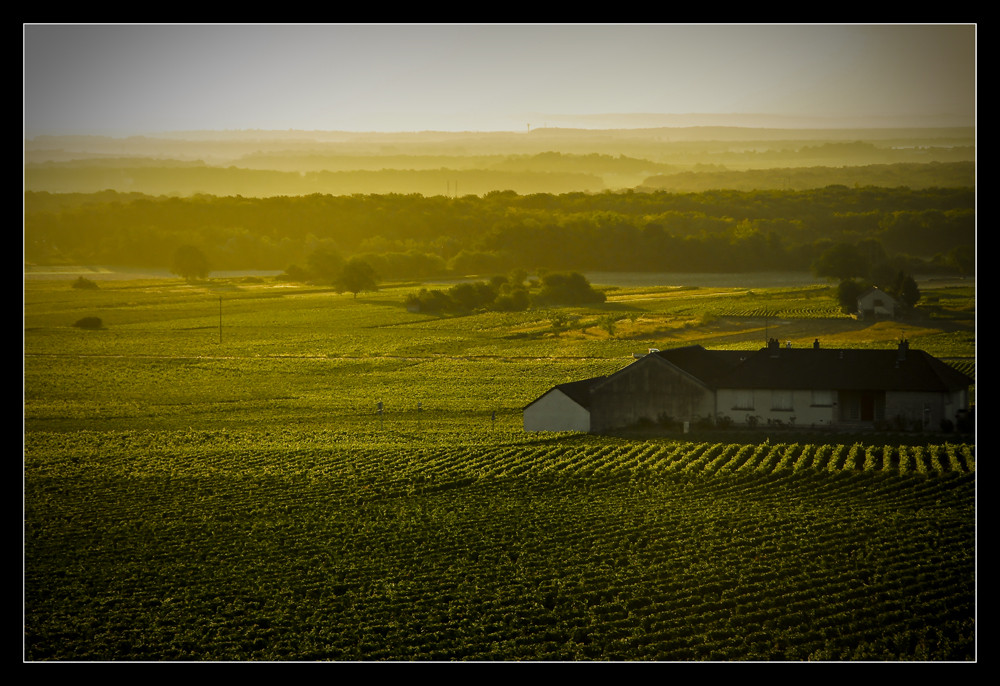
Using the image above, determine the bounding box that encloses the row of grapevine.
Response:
[24,431,976,488]
[25,429,975,660]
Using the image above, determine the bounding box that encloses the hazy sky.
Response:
[23,23,976,137]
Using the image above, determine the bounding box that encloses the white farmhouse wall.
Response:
[717,388,838,428]
[523,390,591,432]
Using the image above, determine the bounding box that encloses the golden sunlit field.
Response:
[24,273,975,660]
[23,21,978,663]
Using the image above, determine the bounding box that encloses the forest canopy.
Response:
[25,185,974,280]
[24,127,975,279]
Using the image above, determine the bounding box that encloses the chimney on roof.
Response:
[897,338,909,361]
[768,337,780,357]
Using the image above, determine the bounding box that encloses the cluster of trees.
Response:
[280,248,379,297]
[25,186,974,280]
[403,271,604,315]
[836,275,920,315]
[811,239,923,313]
[167,240,383,298]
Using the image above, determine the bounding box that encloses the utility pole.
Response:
[218,296,222,344]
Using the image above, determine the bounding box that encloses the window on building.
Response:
[811,390,833,407]
[771,389,793,411]
[733,390,754,410]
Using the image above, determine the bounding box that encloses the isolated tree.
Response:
[171,245,210,281]
[836,279,867,314]
[335,258,378,298]
[888,271,921,310]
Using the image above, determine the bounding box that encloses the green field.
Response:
[23,274,976,661]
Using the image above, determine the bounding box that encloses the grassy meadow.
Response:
[23,273,976,660]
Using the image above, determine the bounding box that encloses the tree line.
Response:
[25,186,974,279]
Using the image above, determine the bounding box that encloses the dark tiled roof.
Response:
[658,343,972,392]
[524,375,605,410]
[555,376,605,408]
[654,345,747,386]
[528,343,971,413]
[858,287,899,304]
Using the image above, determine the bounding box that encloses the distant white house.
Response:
[524,339,973,433]
[857,286,900,320]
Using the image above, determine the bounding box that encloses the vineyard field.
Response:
[24,275,976,661]
[25,429,974,661]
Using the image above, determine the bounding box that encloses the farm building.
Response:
[522,377,603,432]
[857,286,900,320]
[524,339,973,433]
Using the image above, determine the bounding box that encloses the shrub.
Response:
[405,288,452,314]
[657,413,680,430]
[72,276,98,290]
[276,264,309,282]
[548,312,570,330]
[72,316,103,329]
[492,288,530,312]
[598,314,621,337]
[532,272,605,307]
[695,415,716,429]
[405,278,529,315]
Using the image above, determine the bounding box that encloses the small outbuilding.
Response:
[857,286,900,320]
[522,377,604,432]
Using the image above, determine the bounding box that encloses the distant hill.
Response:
[24,126,975,197]
[640,162,975,193]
